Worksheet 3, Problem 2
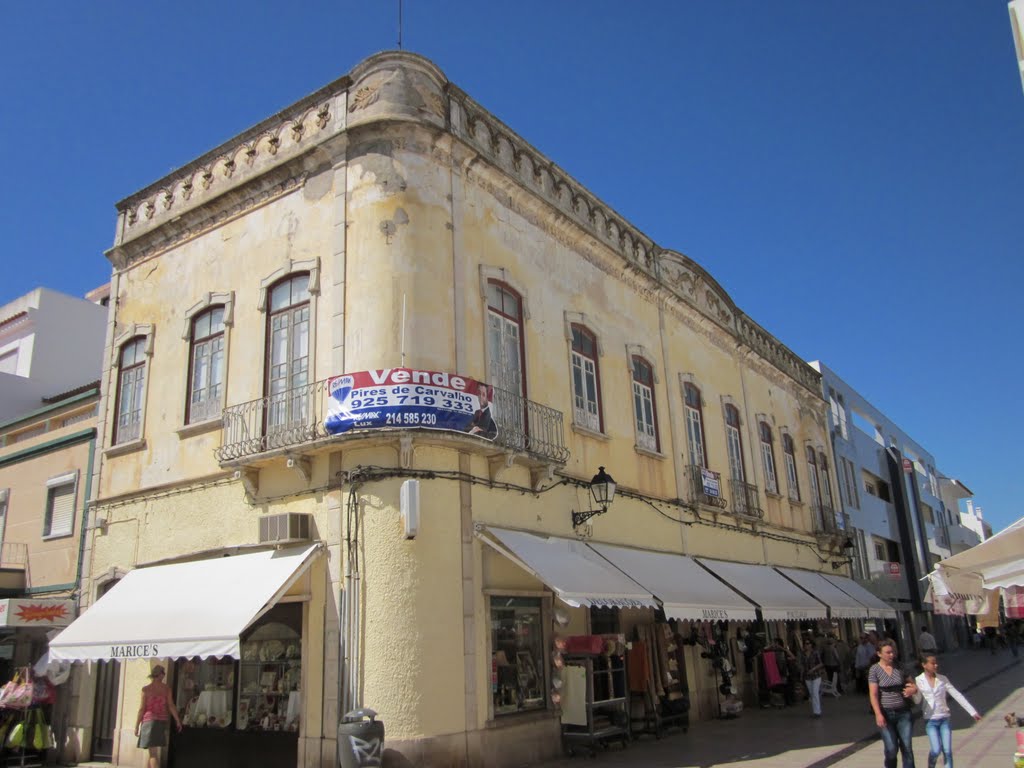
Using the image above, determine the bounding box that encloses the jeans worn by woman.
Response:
[925,717,952,768]
[879,708,916,768]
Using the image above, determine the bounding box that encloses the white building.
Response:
[0,287,109,422]
[808,361,977,653]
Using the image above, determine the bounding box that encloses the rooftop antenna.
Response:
[398,0,403,49]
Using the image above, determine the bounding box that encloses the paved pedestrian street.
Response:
[533,650,1023,768]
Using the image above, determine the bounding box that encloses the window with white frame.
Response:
[806,446,822,506]
[114,337,148,444]
[187,306,226,424]
[266,275,311,431]
[724,405,745,482]
[759,422,778,494]
[818,452,834,508]
[43,473,77,538]
[631,356,658,451]
[570,324,602,432]
[684,383,706,468]
[486,281,525,398]
[783,433,800,502]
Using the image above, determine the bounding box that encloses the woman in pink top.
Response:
[134,665,183,768]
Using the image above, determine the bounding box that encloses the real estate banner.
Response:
[324,368,496,440]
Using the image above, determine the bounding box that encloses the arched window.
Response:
[187,306,225,424]
[631,356,658,451]
[783,434,800,502]
[806,445,824,529]
[114,337,148,444]
[818,451,835,511]
[266,274,311,430]
[724,404,745,482]
[759,422,778,495]
[570,324,602,432]
[684,383,706,468]
[486,281,525,398]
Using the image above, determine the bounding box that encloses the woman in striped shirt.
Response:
[868,639,919,768]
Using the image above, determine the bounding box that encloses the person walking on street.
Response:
[802,639,825,717]
[134,665,183,768]
[919,626,937,656]
[913,653,981,768]
[855,633,876,694]
[869,639,918,768]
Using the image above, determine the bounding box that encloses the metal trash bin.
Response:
[337,708,384,768]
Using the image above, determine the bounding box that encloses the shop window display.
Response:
[490,597,545,715]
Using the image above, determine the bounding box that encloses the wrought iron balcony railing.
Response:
[729,479,765,519]
[685,464,728,509]
[216,378,568,465]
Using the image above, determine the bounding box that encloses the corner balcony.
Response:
[216,378,569,483]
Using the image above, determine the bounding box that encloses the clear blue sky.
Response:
[2,2,1021,534]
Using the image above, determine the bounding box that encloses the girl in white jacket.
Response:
[913,654,982,768]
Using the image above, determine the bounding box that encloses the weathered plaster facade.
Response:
[73,51,848,767]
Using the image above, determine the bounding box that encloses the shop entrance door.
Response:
[91,578,121,762]
[91,659,121,761]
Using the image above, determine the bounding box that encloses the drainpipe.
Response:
[72,435,97,597]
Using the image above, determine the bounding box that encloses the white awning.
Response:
[49,544,321,662]
[589,543,758,622]
[696,558,828,621]
[822,574,898,619]
[937,516,1024,590]
[484,528,657,609]
[775,567,868,619]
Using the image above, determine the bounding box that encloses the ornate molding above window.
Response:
[720,394,740,417]
[181,291,235,339]
[563,311,605,356]
[111,323,155,363]
[625,344,658,380]
[678,372,704,406]
[478,265,530,319]
[257,258,321,311]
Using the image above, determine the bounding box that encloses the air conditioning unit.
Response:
[258,513,312,545]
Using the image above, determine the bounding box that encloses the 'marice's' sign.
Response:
[324,368,497,440]
[109,644,161,659]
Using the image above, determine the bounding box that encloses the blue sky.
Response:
[2,2,1021,534]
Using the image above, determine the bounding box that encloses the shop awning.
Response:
[696,558,828,621]
[588,543,758,622]
[775,567,868,619]
[48,544,321,662]
[483,528,657,609]
[822,574,898,619]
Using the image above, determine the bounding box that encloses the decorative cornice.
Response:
[114,89,346,250]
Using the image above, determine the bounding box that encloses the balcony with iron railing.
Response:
[216,378,569,469]
[812,503,838,534]
[684,465,728,510]
[729,479,765,520]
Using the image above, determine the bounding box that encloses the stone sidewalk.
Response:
[534,649,1024,768]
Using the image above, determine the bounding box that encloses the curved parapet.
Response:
[347,51,448,131]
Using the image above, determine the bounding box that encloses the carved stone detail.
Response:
[349,84,380,112]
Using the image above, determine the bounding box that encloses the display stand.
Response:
[560,653,629,757]
[627,625,688,739]
[1,708,45,768]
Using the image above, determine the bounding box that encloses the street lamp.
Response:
[571,467,617,528]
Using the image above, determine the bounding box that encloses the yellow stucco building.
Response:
[50,52,888,768]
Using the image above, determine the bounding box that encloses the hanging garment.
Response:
[761,650,783,688]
